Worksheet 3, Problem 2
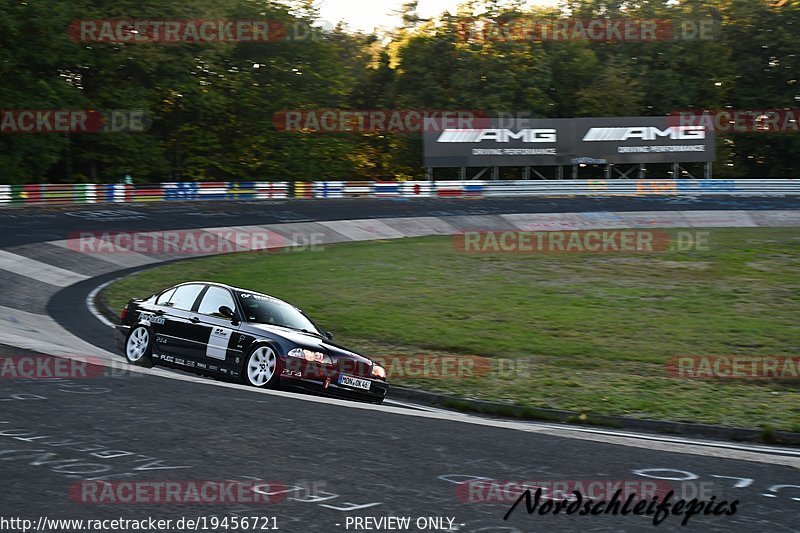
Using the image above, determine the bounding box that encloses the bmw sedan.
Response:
[115,281,388,404]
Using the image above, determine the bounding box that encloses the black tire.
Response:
[242,345,280,389]
[124,325,154,368]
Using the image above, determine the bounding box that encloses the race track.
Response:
[1,196,799,532]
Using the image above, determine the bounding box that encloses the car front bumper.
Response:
[280,358,388,403]
[280,374,388,403]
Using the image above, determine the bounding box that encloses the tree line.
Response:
[1,0,798,183]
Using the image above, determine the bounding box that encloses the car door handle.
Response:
[155,310,165,316]
[190,317,200,323]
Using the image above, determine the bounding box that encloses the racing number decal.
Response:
[206,326,232,360]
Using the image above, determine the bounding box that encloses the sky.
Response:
[317,0,560,33]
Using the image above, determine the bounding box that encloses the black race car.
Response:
[115,281,388,404]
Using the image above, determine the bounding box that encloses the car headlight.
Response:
[371,365,386,379]
[288,348,332,365]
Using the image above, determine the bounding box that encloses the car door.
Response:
[139,287,175,340]
[154,283,206,361]
[192,286,242,376]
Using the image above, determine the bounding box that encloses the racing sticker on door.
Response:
[206,326,232,360]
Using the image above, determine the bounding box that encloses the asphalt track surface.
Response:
[2,196,800,533]
[3,194,800,248]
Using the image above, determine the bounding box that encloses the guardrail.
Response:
[1,179,799,206]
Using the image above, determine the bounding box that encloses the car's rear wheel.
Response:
[243,345,279,388]
[125,325,154,368]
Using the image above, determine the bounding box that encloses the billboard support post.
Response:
[610,164,639,179]
[639,164,646,179]
[471,167,490,180]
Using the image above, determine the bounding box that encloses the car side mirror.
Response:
[325,331,334,340]
[219,306,239,325]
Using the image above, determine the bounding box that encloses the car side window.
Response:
[168,284,205,311]
[155,288,176,306]
[197,286,236,317]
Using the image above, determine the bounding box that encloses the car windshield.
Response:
[236,291,321,335]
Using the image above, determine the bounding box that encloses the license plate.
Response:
[338,374,371,391]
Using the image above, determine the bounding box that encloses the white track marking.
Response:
[0,304,116,359]
[0,250,89,287]
[86,279,116,327]
[318,219,406,240]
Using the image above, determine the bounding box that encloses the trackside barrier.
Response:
[102,184,128,202]
[314,181,344,198]
[402,181,434,198]
[0,182,293,205]
[293,182,313,198]
[1,179,799,206]
[436,180,465,197]
[481,179,797,197]
[127,183,165,202]
[160,182,289,201]
[344,181,372,197]
[254,182,288,199]
[2,183,99,205]
[374,181,401,197]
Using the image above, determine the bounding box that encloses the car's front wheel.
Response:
[243,345,279,388]
[125,325,154,368]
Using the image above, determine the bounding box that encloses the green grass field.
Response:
[103,228,800,431]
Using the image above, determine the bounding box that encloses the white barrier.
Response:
[2,179,800,207]
[482,179,800,197]
[401,181,434,198]
[254,181,288,199]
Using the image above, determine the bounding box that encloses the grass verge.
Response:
[102,228,800,431]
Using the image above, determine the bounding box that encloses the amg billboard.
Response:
[422,116,716,167]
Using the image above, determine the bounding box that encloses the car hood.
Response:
[248,323,373,365]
